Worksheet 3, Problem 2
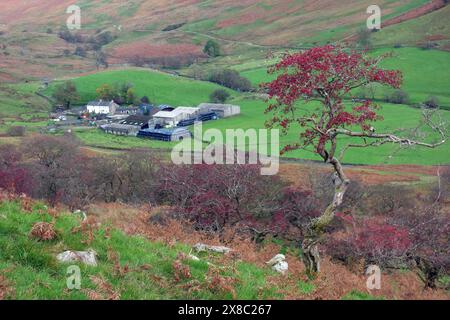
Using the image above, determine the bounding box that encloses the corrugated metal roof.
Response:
[121,115,152,126]
[153,107,199,118]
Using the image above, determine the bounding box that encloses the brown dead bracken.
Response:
[29,222,57,241]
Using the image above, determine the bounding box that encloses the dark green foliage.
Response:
[385,89,410,104]
[203,40,221,57]
[423,95,439,108]
[209,89,230,103]
[209,69,252,92]
[162,23,186,32]
[74,46,87,57]
[51,81,80,109]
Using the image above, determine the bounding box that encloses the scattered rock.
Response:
[266,254,288,275]
[73,210,87,221]
[56,249,98,266]
[187,254,200,261]
[193,243,232,254]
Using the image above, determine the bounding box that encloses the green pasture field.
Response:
[45,69,235,107]
[43,66,449,165]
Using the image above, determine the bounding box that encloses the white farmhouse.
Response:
[86,100,118,115]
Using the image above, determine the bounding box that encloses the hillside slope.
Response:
[1,194,448,300]
[0,0,446,81]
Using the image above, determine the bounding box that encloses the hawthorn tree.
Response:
[264,45,447,277]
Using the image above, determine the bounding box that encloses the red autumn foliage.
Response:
[326,216,412,269]
[263,45,402,156]
[354,219,411,254]
[158,163,322,240]
[158,163,290,233]
[390,206,450,289]
[0,145,33,194]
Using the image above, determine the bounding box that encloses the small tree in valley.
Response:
[96,84,115,101]
[52,81,80,109]
[203,40,221,57]
[95,50,108,69]
[264,45,447,277]
[210,89,230,103]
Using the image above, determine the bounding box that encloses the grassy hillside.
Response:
[1,194,448,300]
[0,0,430,44]
[0,199,282,300]
[239,47,450,108]
[0,83,51,119]
[0,0,444,83]
[371,4,450,48]
[46,69,234,107]
[374,47,450,107]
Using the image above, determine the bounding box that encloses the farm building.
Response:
[152,107,200,127]
[101,115,152,136]
[86,100,119,115]
[198,103,240,118]
[115,104,159,116]
[138,127,191,141]
[115,106,140,115]
[177,112,218,127]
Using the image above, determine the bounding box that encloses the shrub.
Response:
[58,29,83,43]
[274,187,320,235]
[325,217,411,269]
[162,23,185,32]
[209,69,252,92]
[391,207,450,289]
[158,164,288,233]
[0,144,32,194]
[95,31,115,46]
[209,89,230,103]
[386,89,409,104]
[23,135,85,207]
[141,96,150,104]
[74,46,87,57]
[6,126,25,137]
[420,41,437,50]
[52,81,80,109]
[203,40,221,57]
[128,55,146,67]
[423,95,439,108]
[356,28,372,49]
[89,150,160,204]
[144,54,202,69]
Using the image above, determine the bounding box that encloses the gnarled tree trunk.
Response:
[302,158,350,277]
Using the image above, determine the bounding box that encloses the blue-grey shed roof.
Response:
[140,127,190,135]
